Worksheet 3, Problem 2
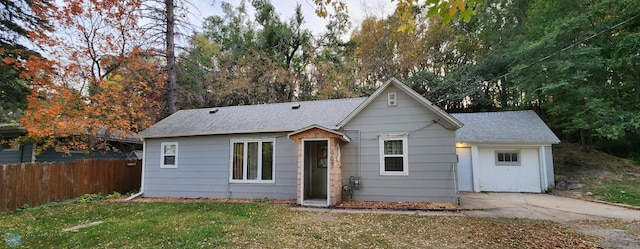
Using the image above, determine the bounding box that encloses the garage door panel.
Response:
[478,148,541,192]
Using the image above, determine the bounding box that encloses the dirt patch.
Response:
[575,224,640,249]
[554,142,640,181]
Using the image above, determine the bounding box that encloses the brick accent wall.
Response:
[289,127,346,206]
[328,138,342,206]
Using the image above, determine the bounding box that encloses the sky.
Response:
[185,0,396,36]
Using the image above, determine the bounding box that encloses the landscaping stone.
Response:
[555,181,568,190]
[566,182,585,190]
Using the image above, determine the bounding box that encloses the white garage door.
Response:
[478,148,542,192]
[456,147,473,191]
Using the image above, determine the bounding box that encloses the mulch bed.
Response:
[122,197,296,205]
[335,200,460,211]
[121,197,460,211]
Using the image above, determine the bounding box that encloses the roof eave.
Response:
[138,128,300,139]
[288,125,351,142]
[456,140,561,145]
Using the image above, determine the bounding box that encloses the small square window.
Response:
[161,142,178,168]
[495,151,520,166]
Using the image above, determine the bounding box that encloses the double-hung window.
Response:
[161,142,178,168]
[379,134,408,176]
[230,139,275,183]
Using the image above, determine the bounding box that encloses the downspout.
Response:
[357,129,361,177]
[125,138,146,201]
[31,143,35,163]
[452,162,460,205]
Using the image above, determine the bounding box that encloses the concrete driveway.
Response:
[460,192,640,222]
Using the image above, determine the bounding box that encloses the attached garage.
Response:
[476,147,542,192]
[452,111,559,193]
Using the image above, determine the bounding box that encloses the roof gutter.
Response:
[138,128,316,139]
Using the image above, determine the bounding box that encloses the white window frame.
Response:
[160,142,178,168]
[379,134,409,176]
[229,138,276,183]
[495,150,521,166]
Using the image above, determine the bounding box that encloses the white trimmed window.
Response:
[161,142,178,168]
[230,139,275,183]
[379,135,408,176]
[495,151,521,166]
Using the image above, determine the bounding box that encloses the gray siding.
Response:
[143,132,298,199]
[0,143,33,164]
[340,85,459,203]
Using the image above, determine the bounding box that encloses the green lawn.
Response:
[583,176,640,206]
[1,200,599,248]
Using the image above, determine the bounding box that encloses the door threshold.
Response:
[302,199,328,207]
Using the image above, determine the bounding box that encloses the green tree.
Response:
[453,0,526,109]
[178,0,320,107]
[446,0,640,154]
[509,0,640,143]
[299,9,359,101]
[0,0,52,123]
[314,0,481,28]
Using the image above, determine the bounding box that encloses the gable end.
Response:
[337,78,463,130]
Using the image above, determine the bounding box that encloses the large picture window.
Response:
[230,139,275,183]
[379,135,408,176]
[161,142,178,168]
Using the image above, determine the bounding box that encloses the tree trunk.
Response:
[165,0,178,114]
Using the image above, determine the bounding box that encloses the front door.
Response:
[311,142,328,197]
[303,140,328,201]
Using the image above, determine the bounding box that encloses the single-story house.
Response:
[137,78,559,206]
[0,124,142,165]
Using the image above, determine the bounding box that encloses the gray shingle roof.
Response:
[451,111,560,144]
[138,98,367,138]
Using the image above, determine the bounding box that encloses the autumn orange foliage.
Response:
[19,0,166,154]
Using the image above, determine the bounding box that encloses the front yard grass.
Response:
[1,200,600,248]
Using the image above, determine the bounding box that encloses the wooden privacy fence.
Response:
[1,159,142,212]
